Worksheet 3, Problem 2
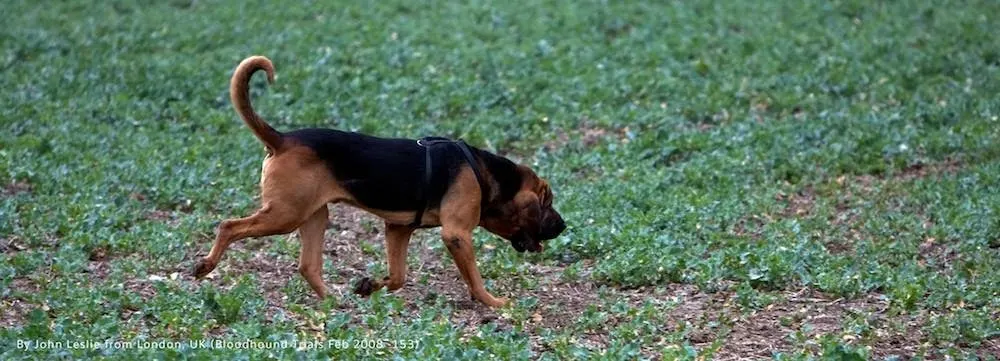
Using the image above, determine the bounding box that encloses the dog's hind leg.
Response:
[193,149,331,279]
[381,223,414,291]
[192,201,305,279]
[297,206,329,298]
[354,223,414,296]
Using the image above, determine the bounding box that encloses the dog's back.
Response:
[285,129,467,213]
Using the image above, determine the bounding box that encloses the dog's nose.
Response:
[555,220,566,235]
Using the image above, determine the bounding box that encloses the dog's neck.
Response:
[471,148,524,209]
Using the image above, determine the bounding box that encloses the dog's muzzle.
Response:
[538,218,566,241]
[510,231,543,253]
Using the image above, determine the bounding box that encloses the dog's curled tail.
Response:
[230,56,283,151]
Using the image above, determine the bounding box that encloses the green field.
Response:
[2,0,999,359]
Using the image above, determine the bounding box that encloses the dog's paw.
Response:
[191,259,215,279]
[353,277,378,296]
[487,297,510,308]
[470,291,509,308]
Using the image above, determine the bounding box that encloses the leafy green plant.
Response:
[3,0,999,359]
[819,335,868,361]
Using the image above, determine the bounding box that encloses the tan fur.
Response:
[230,56,282,151]
[437,168,507,306]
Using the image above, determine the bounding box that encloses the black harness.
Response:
[409,137,488,228]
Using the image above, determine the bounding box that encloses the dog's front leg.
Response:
[440,226,508,308]
[435,168,508,308]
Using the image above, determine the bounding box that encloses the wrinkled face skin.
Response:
[480,168,567,253]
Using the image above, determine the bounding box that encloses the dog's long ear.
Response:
[537,180,552,207]
[514,191,541,236]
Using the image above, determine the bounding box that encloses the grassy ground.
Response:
[2,0,1000,359]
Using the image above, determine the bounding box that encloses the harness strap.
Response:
[409,137,488,228]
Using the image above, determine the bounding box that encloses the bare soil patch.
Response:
[777,186,816,218]
[1,180,33,196]
[894,159,963,182]
[144,209,183,226]
[543,119,634,151]
[84,259,112,280]
[916,236,959,270]
[702,288,991,360]
[1,236,28,254]
[713,291,886,360]
[1,277,44,329]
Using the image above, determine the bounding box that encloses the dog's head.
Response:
[480,166,566,253]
